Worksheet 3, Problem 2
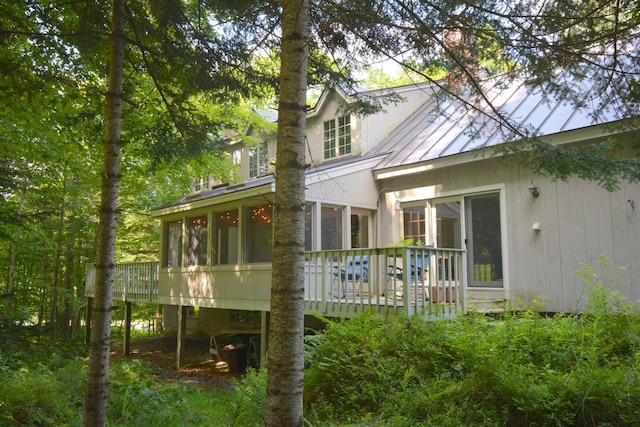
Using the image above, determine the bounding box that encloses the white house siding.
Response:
[380,152,640,313]
[157,267,272,311]
[306,160,380,209]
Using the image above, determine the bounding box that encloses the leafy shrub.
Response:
[0,359,85,426]
[304,257,640,426]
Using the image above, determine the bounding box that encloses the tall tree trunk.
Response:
[6,167,27,313]
[61,244,74,340]
[265,1,309,426]
[49,179,66,340]
[82,1,125,425]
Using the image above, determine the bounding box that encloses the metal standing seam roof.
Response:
[372,72,619,171]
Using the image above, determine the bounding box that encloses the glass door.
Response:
[465,193,503,288]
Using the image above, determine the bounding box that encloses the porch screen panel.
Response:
[350,213,369,248]
[321,206,343,250]
[187,215,208,266]
[245,203,273,263]
[305,203,314,251]
[216,209,238,265]
[468,193,503,287]
[164,220,183,267]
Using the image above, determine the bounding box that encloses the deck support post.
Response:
[85,297,93,344]
[123,301,132,355]
[262,311,270,361]
[176,305,188,369]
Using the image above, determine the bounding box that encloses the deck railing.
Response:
[85,247,466,318]
[85,262,159,302]
[304,246,466,319]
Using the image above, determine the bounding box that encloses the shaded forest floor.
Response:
[110,335,235,389]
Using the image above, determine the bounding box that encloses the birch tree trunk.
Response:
[264,1,309,426]
[82,0,125,425]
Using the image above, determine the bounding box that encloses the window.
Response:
[338,115,351,156]
[164,220,183,267]
[403,206,426,245]
[192,176,208,192]
[249,142,269,178]
[321,206,343,250]
[232,149,241,165]
[323,119,336,159]
[230,310,261,325]
[245,203,273,263]
[323,115,351,159]
[435,201,461,248]
[187,215,208,266]
[215,209,239,265]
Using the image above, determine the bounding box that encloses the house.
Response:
[85,72,640,367]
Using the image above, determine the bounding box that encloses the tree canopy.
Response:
[1,1,639,425]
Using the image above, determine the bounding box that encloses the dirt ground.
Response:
[110,335,237,389]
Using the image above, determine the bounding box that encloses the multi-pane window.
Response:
[192,176,207,192]
[215,209,239,265]
[249,142,269,178]
[187,215,208,266]
[245,203,273,263]
[164,220,183,267]
[232,149,242,165]
[324,115,351,159]
[323,119,336,159]
[403,206,426,245]
[338,115,351,156]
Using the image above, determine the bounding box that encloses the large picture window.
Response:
[187,215,208,266]
[323,115,351,159]
[164,220,183,267]
[215,209,239,265]
[245,203,273,263]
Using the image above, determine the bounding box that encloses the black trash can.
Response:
[222,344,248,373]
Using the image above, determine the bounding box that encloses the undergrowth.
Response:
[304,256,640,426]
[1,256,638,426]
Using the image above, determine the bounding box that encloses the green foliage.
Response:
[0,333,268,427]
[0,359,86,426]
[304,260,640,426]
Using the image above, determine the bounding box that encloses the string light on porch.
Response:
[251,204,273,224]
[190,216,207,226]
[219,211,238,225]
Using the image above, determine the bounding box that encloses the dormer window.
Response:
[249,142,269,178]
[324,115,351,159]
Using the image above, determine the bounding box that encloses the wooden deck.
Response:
[85,247,466,319]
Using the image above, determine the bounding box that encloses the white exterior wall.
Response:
[306,90,363,164]
[359,85,433,154]
[306,84,433,165]
[381,154,640,313]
